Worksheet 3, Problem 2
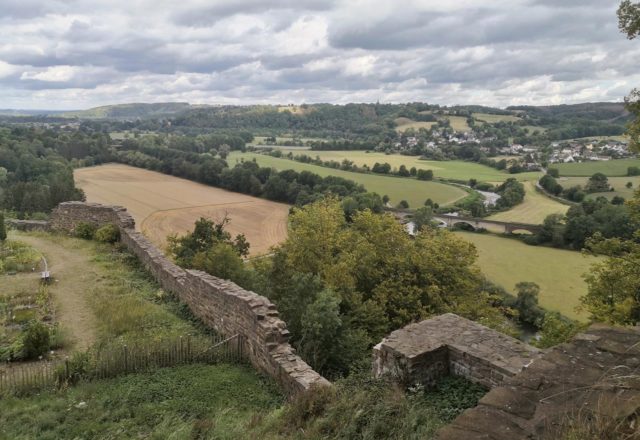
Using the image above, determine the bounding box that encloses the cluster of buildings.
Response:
[548,140,630,163]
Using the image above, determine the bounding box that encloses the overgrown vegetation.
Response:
[170,198,517,377]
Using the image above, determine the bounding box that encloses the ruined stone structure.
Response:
[373,313,542,389]
[6,219,50,232]
[47,202,329,394]
[437,324,640,439]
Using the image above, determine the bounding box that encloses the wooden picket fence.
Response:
[0,333,245,396]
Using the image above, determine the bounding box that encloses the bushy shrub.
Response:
[94,224,120,243]
[74,221,97,240]
[21,321,51,359]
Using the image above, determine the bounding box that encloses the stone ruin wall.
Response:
[372,314,542,390]
[48,202,329,395]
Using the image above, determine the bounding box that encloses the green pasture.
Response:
[228,151,467,207]
[445,115,471,132]
[394,117,438,132]
[472,113,521,123]
[559,176,640,201]
[272,149,541,182]
[553,158,640,177]
[457,232,598,321]
[488,181,569,224]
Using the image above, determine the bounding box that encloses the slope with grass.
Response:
[271,149,541,182]
[553,158,640,177]
[488,181,569,224]
[457,232,598,321]
[0,363,283,440]
[229,151,468,207]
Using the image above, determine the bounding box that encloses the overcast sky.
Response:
[0,0,638,110]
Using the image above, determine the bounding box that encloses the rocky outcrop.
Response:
[437,324,640,439]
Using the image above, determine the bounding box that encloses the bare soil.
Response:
[75,164,290,255]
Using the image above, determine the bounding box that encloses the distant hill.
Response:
[58,102,193,119]
[508,102,630,123]
[0,109,67,116]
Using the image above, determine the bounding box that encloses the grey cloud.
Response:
[173,0,335,26]
[0,0,635,109]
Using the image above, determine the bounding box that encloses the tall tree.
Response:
[580,3,640,324]
[618,1,640,150]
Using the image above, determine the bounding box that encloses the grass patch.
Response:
[229,151,467,207]
[472,113,521,123]
[554,159,640,177]
[456,231,600,321]
[255,374,486,440]
[559,176,640,201]
[488,181,569,224]
[444,115,471,132]
[394,118,438,132]
[0,363,283,440]
[0,239,41,274]
[270,149,541,183]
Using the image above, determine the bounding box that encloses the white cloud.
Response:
[0,0,635,109]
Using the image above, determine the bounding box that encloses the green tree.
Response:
[412,206,433,232]
[261,198,513,375]
[618,0,640,39]
[397,200,410,209]
[585,173,610,193]
[580,1,640,325]
[513,282,544,325]
[416,169,434,181]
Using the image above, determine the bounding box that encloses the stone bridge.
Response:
[433,214,541,234]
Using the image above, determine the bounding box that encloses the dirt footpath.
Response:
[15,234,97,351]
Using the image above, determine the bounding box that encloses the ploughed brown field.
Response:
[74,164,290,255]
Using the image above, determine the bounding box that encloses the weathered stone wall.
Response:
[50,201,135,233]
[373,314,541,389]
[437,324,640,439]
[6,219,50,232]
[50,202,329,394]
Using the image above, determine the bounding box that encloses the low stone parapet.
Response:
[6,219,50,231]
[372,313,541,389]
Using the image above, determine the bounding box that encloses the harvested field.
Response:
[74,164,290,255]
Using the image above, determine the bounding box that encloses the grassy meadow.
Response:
[553,158,640,177]
[472,113,521,123]
[394,117,438,132]
[488,181,569,224]
[457,232,598,321]
[559,176,640,201]
[444,115,472,132]
[270,149,541,182]
[229,151,468,207]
